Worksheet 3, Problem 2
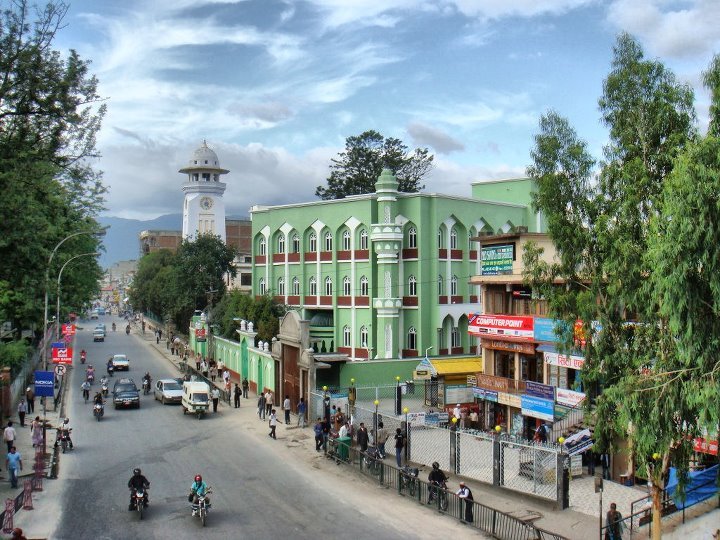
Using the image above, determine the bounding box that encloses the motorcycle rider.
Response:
[188,474,210,513]
[142,372,152,393]
[80,349,87,363]
[86,365,95,384]
[125,324,130,335]
[106,358,115,377]
[80,380,91,402]
[127,468,150,510]
[56,418,73,449]
[93,392,104,406]
[427,461,448,504]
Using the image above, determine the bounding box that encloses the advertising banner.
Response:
[406,412,426,426]
[468,314,534,341]
[195,327,207,342]
[521,395,554,421]
[525,381,555,401]
[693,437,719,456]
[62,323,76,336]
[34,371,55,397]
[425,412,450,425]
[544,351,585,370]
[481,244,514,275]
[556,388,586,408]
[497,392,521,408]
[472,387,498,402]
[481,338,536,355]
[51,346,73,365]
[534,317,561,342]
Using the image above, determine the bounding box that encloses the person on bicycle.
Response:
[428,461,448,503]
[128,467,150,510]
[80,380,91,402]
[188,474,210,510]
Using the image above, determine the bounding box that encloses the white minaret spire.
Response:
[180,141,229,242]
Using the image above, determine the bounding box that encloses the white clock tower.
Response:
[180,141,229,242]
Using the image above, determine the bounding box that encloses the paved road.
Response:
[43,316,477,539]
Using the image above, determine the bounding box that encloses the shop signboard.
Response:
[481,244,514,275]
[481,338,536,355]
[476,373,509,392]
[525,381,554,401]
[472,387,498,402]
[195,327,207,342]
[544,351,585,370]
[445,385,474,404]
[62,323,76,336]
[693,437,718,456]
[468,314,534,341]
[534,317,562,342]
[51,346,73,365]
[497,392,521,408]
[556,388,586,408]
[406,412,426,426]
[425,412,449,425]
[521,395,554,421]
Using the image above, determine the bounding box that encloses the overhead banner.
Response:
[62,323,76,336]
[556,388,586,408]
[521,395,554,421]
[481,244,514,275]
[468,314,534,341]
[51,346,73,365]
[544,351,585,370]
[472,387,498,402]
[525,381,554,401]
[34,371,55,397]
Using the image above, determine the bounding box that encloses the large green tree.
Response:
[524,33,704,538]
[212,290,286,343]
[315,130,433,199]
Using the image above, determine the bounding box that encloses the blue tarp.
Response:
[666,465,718,509]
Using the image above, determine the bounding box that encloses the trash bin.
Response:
[337,436,351,461]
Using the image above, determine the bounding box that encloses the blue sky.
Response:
[55,0,720,220]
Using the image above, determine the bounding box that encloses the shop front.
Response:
[413,357,483,412]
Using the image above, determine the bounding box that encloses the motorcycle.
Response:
[87,372,95,385]
[93,402,104,421]
[362,446,383,476]
[112,322,116,332]
[131,487,149,520]
[142,379,150,395]
[125,325,130,335]
[428,479,449,510]
[107,364,115,377]
[101,381,109,397]
[190,487,212,526]
[400,465,419,497]
[57,428,73,453]
[80,352,86,364]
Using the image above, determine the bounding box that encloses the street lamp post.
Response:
[55,252,100,341]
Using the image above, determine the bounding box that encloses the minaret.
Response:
[180,141,229,242]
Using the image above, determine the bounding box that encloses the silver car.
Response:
[154,379,183,404]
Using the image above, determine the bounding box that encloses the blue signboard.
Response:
[51,341,65,350]
[34,371,55,397]
[521,395,554,422]
[534,317,560,342]
[525,381,555,401]
[472,387,498,402]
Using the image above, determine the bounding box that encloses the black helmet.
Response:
[133,468,141,475]
[432,462,439,470]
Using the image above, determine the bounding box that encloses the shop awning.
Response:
[430,358,483,375]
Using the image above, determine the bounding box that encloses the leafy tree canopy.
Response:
[212,290,286,344]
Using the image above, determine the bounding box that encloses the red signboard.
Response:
[195,328,207,342]
[62,324,76,336]
[468,314,534,341]
[693,437,718,456]
[52,346,73,365]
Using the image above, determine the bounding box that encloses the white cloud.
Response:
[447,0,595,20]
[406,122,465,154]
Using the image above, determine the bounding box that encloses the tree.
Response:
[524,34,702,539]
[212,290,287,343]
[315,130,433,199]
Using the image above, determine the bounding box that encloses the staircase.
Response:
[551,400,595,443]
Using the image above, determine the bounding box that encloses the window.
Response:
[292,234,300,253]
[451,327,460,348]
[309,233,317,252]
[451,275,458,296]
[277,277,285,295]
[360,276,369,296]
[408,227,417,248]
[324,231,333,251]
[360,326,368,347]
[325,276,333,296]
[240,273,252,286]
[437,327,444,347]
[450,228,457,249]
[438,275,444,295]
[342,230,351,250]
[437,229,444,248]
[343,276,351,296]
[292,277,300,295]
[277,235,285,254]
[343,325,351,347]
[407,327,417,350]
[408,275,417,296]
[359,229,368,250]
[309,276,317,296]
[259,238,266,255]
[259,278,266,295]
[468,231,474,250]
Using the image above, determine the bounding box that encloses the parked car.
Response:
[113,378,140,409]
[93,328,105,342]
[111,354,130,371]
[154,379,183,404]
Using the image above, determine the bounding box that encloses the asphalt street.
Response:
[18,316,479,540]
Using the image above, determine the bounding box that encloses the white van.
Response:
[181,380,210,418]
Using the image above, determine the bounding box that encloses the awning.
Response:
[430,358,483,376]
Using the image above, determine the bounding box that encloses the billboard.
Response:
[34,371,55,397]
[481,244,514,275]
[468,314,534,341]
[521,395,554,421]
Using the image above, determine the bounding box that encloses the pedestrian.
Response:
[31,416,43,448]
[17,399,27,427]
[587,450,596,476]
[211,387,220,413]
[314,418,323,451]
[242,377,249,399]
[265,391,273,417]
[257,393,266,420]
[200,359,209,379]
[141,320,145,334]
[338,421,348,439]
[3,421,17,453]
[209,364,218,382]
[323,394,331,422]
[453,403,461,421]
[155,329,160,344]
[25,386,35,414]
[195,355,201,371]
[604,502,625,540]
[321,417,331,453]
[283,395,291,424]
[158,329,162,341]
[376,421,389,458]
[233,383,241,408]
[469,410,479,429]
[224,377,231,395]
[268,409,277,439]
[601,452,611,480]
[456,481,474,523]
[297,398,306,428]
[6,446,22,489]
[222,369,230,387]
[217,358,225,373]
[334,407,345,432]
[394,427,405,468]
[356,422,369,452]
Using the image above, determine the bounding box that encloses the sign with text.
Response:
[195,327,207,342]
[525,381,555,401]
[544,351,585,370]
[425,412,450,425]
[521,395,554,421]
[556,388,586,408]
[693,437,718,456]
[481,338,536,355]
[34,371,55,397]
[445,384,474,404]
[534,317,562,342]
[51,346,73,364]
[481,244,514,275]
[469,314,534,341]
[472,387,498,402]
[476,373,510,392]
[497,392,521,408]
[406,412,426,426]
[61,323,76,336]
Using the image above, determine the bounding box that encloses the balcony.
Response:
[450,249,463,260]
[337,250,351,261]
[402,349,418,357]
[475,373,528,395]
[355,296,370,307]
[438,248,448,259]
[438,295,448,304]
[450,295,464,304]
[470,295,478,303]
[320,252,332,262]
[402,296,418,307]
[286,295,300,305]
[273,295,284,304]
[469,249,478,260]
[451,347,464,355]
[337,296,352,306]
[303,295,317,305]
[319,295,332,305]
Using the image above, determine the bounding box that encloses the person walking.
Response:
[314,418,323,451]
[265,391,273,417]
[233,383,241,408]
[200,359,209,379]
[268,409,277,439]
[283,395,291,424]
[25,386,34,414]
[4,421,17,453]
[376,422,389,458]
[257,393,266,420]
[155,329,160,344]
[297,398,306,428]
[31,417,43,448]
[6,446,22,489]
[321,417,331,453]
[209,364,218,382]
[17,399,27,427]
[356,422,369,453]
[211,387,220,413]
[242,378,249,399]
[457,481,474,523]
[601,452,611,480]
[222,369,230,388]
[605,502,625,540]
[394,428,405,468]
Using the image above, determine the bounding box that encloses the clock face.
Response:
[199,197,214,210]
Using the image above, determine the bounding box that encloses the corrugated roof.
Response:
[429,358,483,375]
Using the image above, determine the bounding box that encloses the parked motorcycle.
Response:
[131,487,149,520]
[93,402,104,421]
[190,487,212,526]
[400,465,419,496]
[428,479,449,510]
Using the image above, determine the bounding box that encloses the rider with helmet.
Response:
[188,474,210,511]
[427,461,448,503]
[106,357,115,377]
[128,468,150,511]
[86,365,95,383]
[80,349,87,363]
[56,418,73,449]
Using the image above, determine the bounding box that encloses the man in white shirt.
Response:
[453,404,461,420]
[211,387,220,413]
[456,481,474,523]
[3,421,17,453]
[338,421,348,438]
[265,391,273,417]
[282,395,291,424]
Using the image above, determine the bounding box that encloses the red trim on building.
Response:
[450,249,463,260]
[355,296,370,306]
[272,253,285,263]
[287,252,300,263]
[319,295,332,305]
[402,349,418,357]
[402,248,418,259]
[337,296,352,306]
[438,295,448,304]
[354,249,369,259]
[304,252,317,262]
[403,296,418,306]
[320,252,333,262]
[438,248,448,259]
[255,255,266,264]
[336,250,351,261]
[286,295,300,305]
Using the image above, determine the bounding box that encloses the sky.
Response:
[54,0,720,221]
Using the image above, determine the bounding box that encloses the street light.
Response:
[56,252,100,340]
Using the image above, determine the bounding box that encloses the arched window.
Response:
[343,276,351,296]
[450,228,457,249]
[277,235,285,254]
[309,233,317,252]
[437,228,444,248]
[325,276,333,296]
[360,276,369,296]
[277,277,285,295]
[408,275,417,296]
[324,231,333,251]
[408,227,417,248]
[292,234,300,253]
[259,238,266,255]
[360,326,368,347]
[438,275,444,295]
[259,278,266,295]
[407,327,417,350]
[292,277,300,295]
[452,327,460,348]
[451,275,458,296]
[343,325,351,347]
[359,229,368,250]
[468,230,475,251]
[309,276,317,296]
[342,230,351,250]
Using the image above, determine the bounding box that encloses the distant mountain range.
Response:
[98,214,182,268]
